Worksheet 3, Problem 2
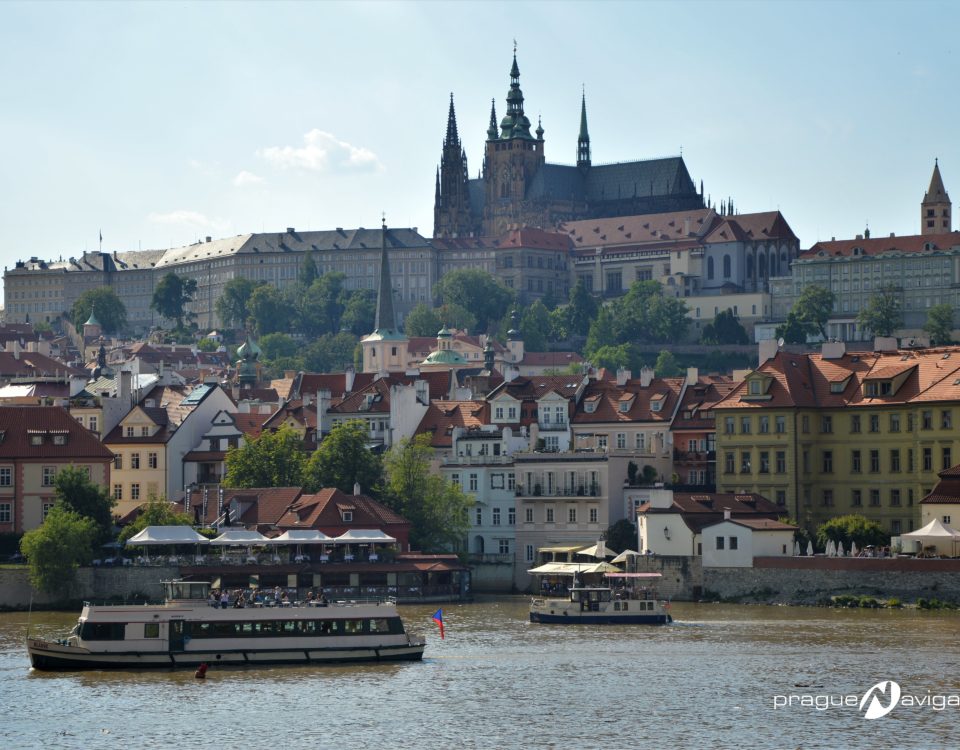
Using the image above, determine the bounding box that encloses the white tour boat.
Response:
[27,581,425,671]
[529,571,672,625]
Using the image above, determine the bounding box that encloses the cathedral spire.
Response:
[500,47,532,139]
[577,89,591,169]
[487,98,498,140]
[445,93,459,147]
[374,217,398,333]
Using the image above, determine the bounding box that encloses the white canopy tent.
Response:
[576,541,613,559]
[126,526,209,546]
[610,549,642,564]
[208,530,270,546]
[265,530,335,545]
[901,518,960,556]
[527,561,623,576]
[334,530,397,544]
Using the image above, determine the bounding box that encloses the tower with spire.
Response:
[577,90,591,171]
[922,159,951,235]
[361,219,409,374]
[433,94,476,238]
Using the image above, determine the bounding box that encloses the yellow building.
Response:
[714,344,960,536]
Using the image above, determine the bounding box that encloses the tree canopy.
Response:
[603,519,637,554]
[304,420,382,495]
[382,434,472,552]
[775,310,811,345]
[433,269,513,333]
[20,505,98,594]
[654,350,682,377]
[701,309,750,345]
[215,277,262,329]
[857,285,902,338]
[151,272,198,331]
[519,300,552,353]
[223,425,307,488]
[53,465,116,544]
[404,303,442,337]
[816,514,888,550]
[71,287,127,334]
[248,284,294,336]
[924,303,955,346]
[118,495,194,544]
[793,285,834,340]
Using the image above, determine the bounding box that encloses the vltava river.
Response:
[2,598,958,749]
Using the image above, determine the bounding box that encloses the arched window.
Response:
[707,257,715,280]
[746,254,754,280]
[723,254,731,278]
[758,253,766,279]
[475,536,485,554]
[770,253,778,277]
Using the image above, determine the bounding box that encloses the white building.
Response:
[700,516,797,568]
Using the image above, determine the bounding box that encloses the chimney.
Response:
[821,341,846,359]
[873,336,898,352]
[205,236,212,243]
[758,339,779,366]
[353,482,361,496]
[616,367,631,386]
[287,227,295,234]
[504,363,520,382]
[303,392,313,407]
[639,366,654,388]
[723,509,732,520]
[344,365,356,393]
[683,218,691,236]
[317,389,330,433]
[686,367,698,386]
[119,370,132,404]
[414,379,429,405]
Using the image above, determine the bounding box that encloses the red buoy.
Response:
[195,662,208,679]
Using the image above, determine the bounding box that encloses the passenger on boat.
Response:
[220,590,230,608]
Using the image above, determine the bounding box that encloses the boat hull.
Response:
[529,611,671,625]
[27,637,424,671]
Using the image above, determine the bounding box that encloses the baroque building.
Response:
[433,52,705,239]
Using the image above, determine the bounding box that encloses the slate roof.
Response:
[103,384,195,444]
[0,406,114,460]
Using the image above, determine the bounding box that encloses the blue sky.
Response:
[1,0,958,298]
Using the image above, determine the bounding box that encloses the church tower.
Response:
[577,91,591,172]
[433,95,475,238]
[361,219,409,374]
[482,50,546,237]
[922,160,951,235]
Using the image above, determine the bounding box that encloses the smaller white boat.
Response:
[529,572,671,625]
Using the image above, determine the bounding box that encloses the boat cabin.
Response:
[165,580,210,601]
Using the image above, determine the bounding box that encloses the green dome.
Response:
[437,325,453,338]
[423,348,467,366]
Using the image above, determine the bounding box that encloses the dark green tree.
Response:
[259,332,298,361]
[304,420,383,495]
[248,284,294,336]
[793,285,834,340]
[382,434,472,552]
[71,287,127,334]
[404,303,442,337]
[215,277,261,330]
[857,285,902,337]
[775,310,812,344]
[151,272,198,331]
[438,302,478,333]
[519,300,552,352]
[302,333,358,372]
[654,350,682,377]
[816,514,888,551]
[53,465,116,544]
[339,290,376,336]
[296,274,347,336]
[585,306,617,356]
[300,249,319,287]
[924,303,955,346]
[603,519,637,554]
[566,278,599,336]
[701,309,750,345]
[118,495,194,544]
[434,269,513,332]
[223,425,307,488]
[20,505,98,593]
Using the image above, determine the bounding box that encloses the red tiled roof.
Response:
[415,400,488,448]
[0,406,113,460]
[802,231,960,260]
[520,351,584,367]
[573,378,682,424]
[276,488,409,530]
[233,411,273,438]
[187,486,304,526]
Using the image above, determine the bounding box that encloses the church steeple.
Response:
[487,99,498,140]
[361,217,409,374]
[922,159,951,235]
[445,93,459,146]
[577,90,591,170]
[374,218,398,334]
[433,94,474,238]
[500,48,533,140]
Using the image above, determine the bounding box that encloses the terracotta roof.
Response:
[0,406,114,460]
[638,492,780,533]
[702,211,797,244]
[561,208,717,249]
[0,351,85,378]
[520,351,584,367]
[495,227,574,252]
[275,488,408,530]
[295,371,377,399]
[717,518,797,531]
[186,486,304,526]
[573,378,682,424]
[415,400,489,448]
[672,376,736,431]
[233,411,273,438]
[801,231,960,260]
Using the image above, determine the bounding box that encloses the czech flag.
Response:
[432,608,445,639]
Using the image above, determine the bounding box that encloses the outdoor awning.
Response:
[611,549,642,564]
[527,561,624,576]
[538,544,589,554]
[126,525,209,546]
[209,529,270,546]
[901,518,960,540]
[335,530,397,544]
[576,541,613,559]
[265,530,335,545]
[604,572,663,579]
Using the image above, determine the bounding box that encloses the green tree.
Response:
[585,305,617,356]
[300,248,319,287]
[644,293,690,343]
[566,278,599,337]
[654,350,682,377]
[151,272,198,331]
[438,302,478,333]
[701,309,750,345]
[519,300,552,352]
[304,420,382,495]
[248,284,294,336]
[294,274,347,336]
[259,332,298,361]
[340,290,377,336]
[775,310,812,345]
[816,514,889,551]
[434,269,513,332]
[924,303,955,346]
[302,332,359,372]
[71,287,127,334]
[215,277,261,330]
[223,425,307,488]
[857,285,903,338]
[793,285,834,340]
[197,338,219,352]
[588,343,642,373]
[118,495,194,544]
[603,519,637,554]
[382,434,472,552]
[404,303,442,337]
[20,505,97,593]
[53,465,115,544]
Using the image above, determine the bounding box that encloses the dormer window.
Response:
[584,401,597,414]
[748,380,762,396]
[126,426,134,437]
[52,435,67,446]
[30,434,43,446]
[619,401,630,413]
[341,511,353,522]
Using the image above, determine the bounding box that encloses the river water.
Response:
[2,598,958,750]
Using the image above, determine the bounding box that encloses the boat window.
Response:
[342,619,363,635]
[613,602,621,611]
[144,623,160,638]
[80,622,126,641]
[622,602,628,611]
[368,618,390,634]
[281,621,297,634]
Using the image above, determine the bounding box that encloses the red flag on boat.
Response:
[432,609,444,639]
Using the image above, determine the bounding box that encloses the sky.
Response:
[1,0,958,302]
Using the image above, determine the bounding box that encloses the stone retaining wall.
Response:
[0,566,177,610]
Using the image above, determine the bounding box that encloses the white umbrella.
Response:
[828,540,837,557]
[850,541,859,557]
[836,541,845,557]
[806,540,814,556]
[793,540,801,556]
[576,540,613,559]
[610,549,641,564]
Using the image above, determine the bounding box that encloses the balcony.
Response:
[673,449,717,462]
[515,484,602,499]
[442,454,514,466]
[467,553,513,565]
[537,421,569,432]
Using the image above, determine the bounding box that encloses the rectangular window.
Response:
[0,467,10,487]
[740,417,751,434]
[148,452,158,469]
[616,433,626,450]
[0,503,10,523]
[568,507,577,524]
[942,410,953,429]
[822,489,834,507]
[545,507,555,523]
[525,545,534,563]
[131,483,140,500]
[131,453,140,470]
[475,507,482,526]
[89,416,98,433]
[869,489,880,507]
[492,508,501,526]
[498,539,510,555]
[801,415,810,434]
[850,414,861,434]
[851,450,862,473]
[820,415,832,434]
[923,448,933,471]
[776,451,786,474]
[125,426,134,437]
[525,507,533,523]
[42,466,56,487]
[890,449,901,473]
[113,484,122,500]
[469,474,478,492]
[922,410,933,430]
[889,414,901,433]
[852,489,862,507]
[759,451,770,474]
[114,455,123,470]
[495,406,504,420]
[802,450,810,474]
[589,507,598,524]
[724,417,735,434]
[869,450,880,473]
[759,416,770,434]
[775,416,786,434]
[891,489,901,507]
[776,490,786,506]
[729,536,739,550]
[740,451,751,473]
[943,447,953,471]
[716,536,725,550]
[869,415,880,433]
[822,451,833,473]
[508,508,516,526]
[724,452,735,474]
[451,473,460,488]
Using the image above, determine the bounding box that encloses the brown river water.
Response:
[1,597,958,749]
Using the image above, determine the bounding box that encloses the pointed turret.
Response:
[434,94,474,238]
[374,218,398,334]
[361,217,409,373]
[500,50,533,139]
[445,93,459,147]
[577,90,591,170]
[922,159,951,234]
[487,99,498,140]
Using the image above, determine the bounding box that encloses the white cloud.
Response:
[148,210,230,233]
[257,129,383,173]
[232,170,264,187]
